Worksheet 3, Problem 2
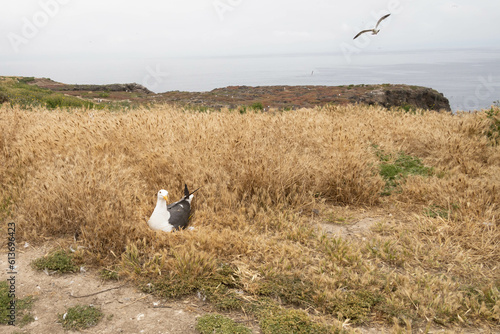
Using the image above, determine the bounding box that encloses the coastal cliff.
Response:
[2,77,451,111]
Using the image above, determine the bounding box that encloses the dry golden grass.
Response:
[1,103,499,332]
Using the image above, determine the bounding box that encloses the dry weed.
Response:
[1,104,498,330]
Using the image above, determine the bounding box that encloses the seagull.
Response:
[147,184,200,232]
[353,13,391,40]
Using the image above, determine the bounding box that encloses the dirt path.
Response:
[0,246,203,334]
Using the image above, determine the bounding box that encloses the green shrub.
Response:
[44,94,94,109]
[0,90,8,104]
[196,314,251,334]
[31,250,78,273]
[251,102,263,111]
[58,305,103,330]
[485,107,500,145]
[257,303,333,334]
[0,281,35,326]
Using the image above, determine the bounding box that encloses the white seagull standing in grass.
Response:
[148,184,200,232]
[353,13,391,40]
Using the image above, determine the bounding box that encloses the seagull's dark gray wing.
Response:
[353,29,373,40]
[165,184,201,231]
[168,199,191,230]
[375,13,391,29]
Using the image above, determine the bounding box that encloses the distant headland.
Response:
[0,76,451,111]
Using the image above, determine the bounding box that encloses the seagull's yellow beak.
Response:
[163,195,168,201]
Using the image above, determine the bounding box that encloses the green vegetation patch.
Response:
[485,107,500,145]
[196,314,252,334]
[256,274,316,308]
[0,281,35,326]
[31,249,78,274]
[324,290,383,324]
[0,76,135,110]
[100,268,120,281]
[373,145,434,195]
[250,102,264,111]
[142,263,244,311]
[424,205,449,219]
[0,79,94,109]
[400,102,417,113]
[58,305,104,330]
[256,302,335,334]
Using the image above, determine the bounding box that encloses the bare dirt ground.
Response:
[0,246,206,334]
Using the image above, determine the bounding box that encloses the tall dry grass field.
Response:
[1,104,499,331]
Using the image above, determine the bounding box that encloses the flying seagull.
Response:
[353,13,391,40]
[148,184,200,232]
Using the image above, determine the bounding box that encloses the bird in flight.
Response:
[353,13,391,40]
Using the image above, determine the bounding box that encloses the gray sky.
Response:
[1,0,500,87]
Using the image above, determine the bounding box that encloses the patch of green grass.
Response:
[485,107,500,145]
[18,313,35,327]
[31,249,78,274]
[424,205,449,219]
[325,213,348,224]
[323,290,383,324]
[250,102,263,111]
[196,314,252,334]
[0,281,14,325]
[58,305,103,330]
[183,104,210,113]
[256,274,315,308]
[373,146,434,195]
[0,90,8,103]
[0,196,12,220]
[400,102,416,113]
[256,301,336,334]
[202,285,245,312]
[0,281,35,326]
[462,282,500,317]
[0,76,137,110]
[142,262,243,312]
[18,77,35,84]
[100,268,119,280]
[44,94,95,109]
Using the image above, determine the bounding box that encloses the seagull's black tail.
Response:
[184,183,201,198]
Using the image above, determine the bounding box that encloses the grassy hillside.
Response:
[1,103,499,332]
[0,76,135,110]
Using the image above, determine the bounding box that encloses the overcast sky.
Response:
[1,0,500,87]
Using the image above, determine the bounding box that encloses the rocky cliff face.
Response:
[54,83,153,94]
[353,85,451,111]
[156,84,451,112]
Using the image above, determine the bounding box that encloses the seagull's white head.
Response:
[157,189,168,202]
